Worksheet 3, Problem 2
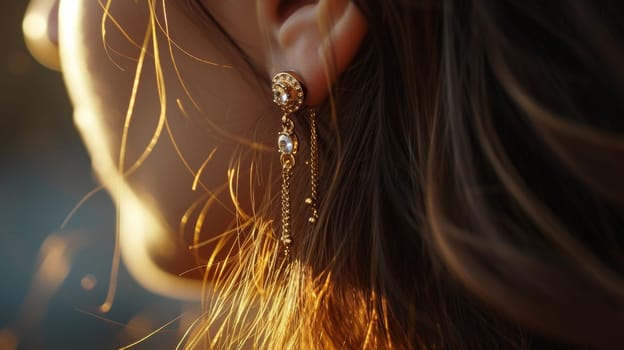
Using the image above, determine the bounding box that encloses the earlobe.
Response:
[265,0,367,106]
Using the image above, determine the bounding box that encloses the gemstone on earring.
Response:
[273,85,290,106]
[272,72,305,113]
[278,132,297,155]
[279,90,289,104]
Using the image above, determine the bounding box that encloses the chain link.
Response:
[272,72,319,259]
[305,110,319,223]
[280,161,293,257]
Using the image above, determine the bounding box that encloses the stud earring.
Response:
[272,71,319,258]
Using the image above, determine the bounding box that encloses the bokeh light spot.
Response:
[81,274,98,291]
[0,329,19,350]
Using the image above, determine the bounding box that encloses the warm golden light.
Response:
[23,0,60,70]
[8,233,81,349]
[124,313,152,341]
[39,234,70,287]
[80,274,98,291]
[0,329,19,350]
[22,12,46,40]
[58,0,202,301]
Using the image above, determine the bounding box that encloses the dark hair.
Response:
[181,0,624,348]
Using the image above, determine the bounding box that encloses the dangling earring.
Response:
[272,71,319,258]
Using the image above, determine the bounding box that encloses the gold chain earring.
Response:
[305,108,319,225]
[272,72,319,257]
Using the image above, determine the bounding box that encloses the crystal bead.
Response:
[278,133,294,154]
[273,85,291,107]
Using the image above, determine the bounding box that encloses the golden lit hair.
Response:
[101,0,624,349]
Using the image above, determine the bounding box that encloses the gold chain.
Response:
[280,113,295,257]
[305,110,319,224]
[272,71,319,259]
[280,161,292,257]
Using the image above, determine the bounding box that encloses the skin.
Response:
[27,0,366,299]
[22,0,275,298]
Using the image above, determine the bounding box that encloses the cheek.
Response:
[75,0,273,172]
[76,1,151,144]
[63,0,276,281]
[204,0,270,70]
[60,1,156,169]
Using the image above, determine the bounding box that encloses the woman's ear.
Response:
[262,0,367,105]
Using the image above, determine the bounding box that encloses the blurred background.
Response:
[0,3,188,349]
